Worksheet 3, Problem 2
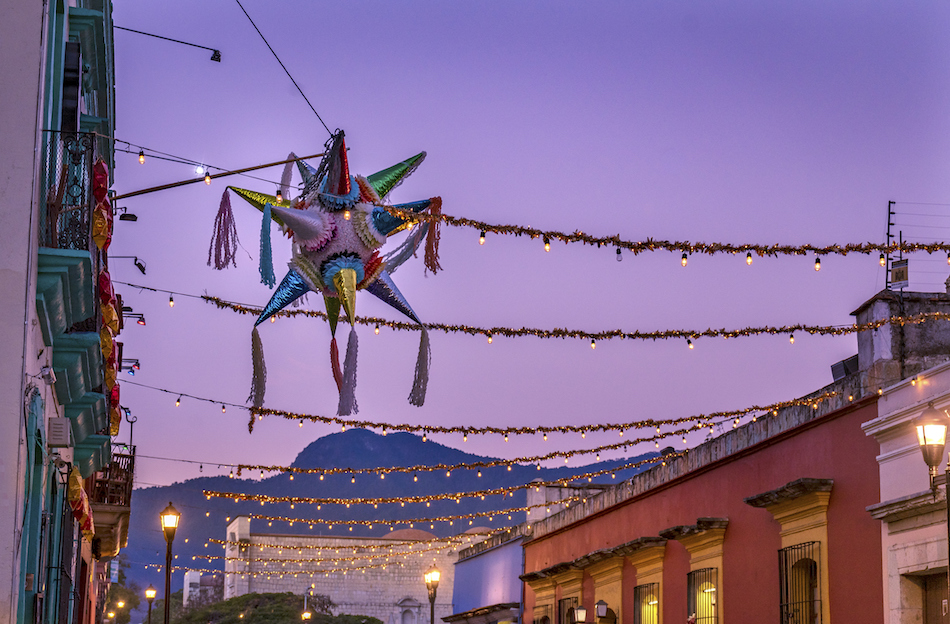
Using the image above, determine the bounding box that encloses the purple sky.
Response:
[110,0,950,488]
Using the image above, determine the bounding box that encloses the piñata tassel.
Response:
[260,203,276,287]
[280,153,295,201]
[337,327,359,416]
[330,336,343,392]
[408,327,430,407]
[424,197,442,275]
[208,189,238,269]
[248,326,267,408]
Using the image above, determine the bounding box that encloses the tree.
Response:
[104,556,141,624]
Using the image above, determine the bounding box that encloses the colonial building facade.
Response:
[1,2,133,624]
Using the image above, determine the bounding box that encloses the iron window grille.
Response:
[686,568,718,623]
[779,541,821,624]
[558,597,578,624]
[632,583,659,624]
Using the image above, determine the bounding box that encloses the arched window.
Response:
[779,542,820,624]
[402,608,416,624]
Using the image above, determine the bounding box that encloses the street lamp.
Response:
[594,601,608,619]
[424,566,441,624]
[574,606,587,624]
[914,403,950,602]
[145,585,157,624]
[160,502,181,624]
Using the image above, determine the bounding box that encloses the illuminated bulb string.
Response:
[385,204,950,258]
[208,536,464,552]
[123,374,837,443]
[203,295,950,346]
[247,493,583,528]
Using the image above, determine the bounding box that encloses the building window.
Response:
[558,597,578,624]
[779,542,820,624]
[686,568,718,623]
[632,583,659,624]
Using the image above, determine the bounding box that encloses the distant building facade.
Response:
[224,518,456,624]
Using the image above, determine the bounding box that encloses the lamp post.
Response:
[424,566,441,624]
[914,403,950,601]
[160,502,181,624]
[145,585,156,624]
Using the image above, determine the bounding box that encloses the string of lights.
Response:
[205,295,950,344]
[119,354,838,440]
[383,204,950,259]
[207,416,782,504]
[207,533,481,552]
[246,492,583,530]
[194,540,456,564]
[247,391,840,438]
[145,560,430,577]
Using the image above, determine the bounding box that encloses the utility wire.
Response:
[233,0,332,136]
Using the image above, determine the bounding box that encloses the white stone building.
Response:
[864,359,950,621]
[224,517,457,624]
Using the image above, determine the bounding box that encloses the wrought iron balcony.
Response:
[40,131,99,256]
[90,444,135,558]
[92,444,135,508]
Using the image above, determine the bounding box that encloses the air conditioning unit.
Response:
[48,417,73,448]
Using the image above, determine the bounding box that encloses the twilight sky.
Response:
[109,0,950,488]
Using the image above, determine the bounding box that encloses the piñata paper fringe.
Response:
[330,336,343,393]
[408,327,430,407]
[208,189,238,269]
[337,327,359,416]
[260,204,276,287]
[280,153,295,201]
[248,326,267,409]
[382,222,427,274]
[424,197,442,275]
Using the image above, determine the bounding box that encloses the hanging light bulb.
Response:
[138,150,145,164]
[479,231,486,245]
[343,209,351,221]
[544,237,551,252]
[687,339,694,349]
[221,404,226,413]
[880,253,886,267]
[195,165,204,175]
[681,253,688,267]
[590,339,596,350]
[275,189,283,204]
[814,256,821,271]
[789,334,795,344]
[746,252,753,265]
[169,294,175,308]
[374,324,380,335]
[204,171,212,185]
[487,332,493,344]
[175,395,182,407]
[616,248,622,262]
